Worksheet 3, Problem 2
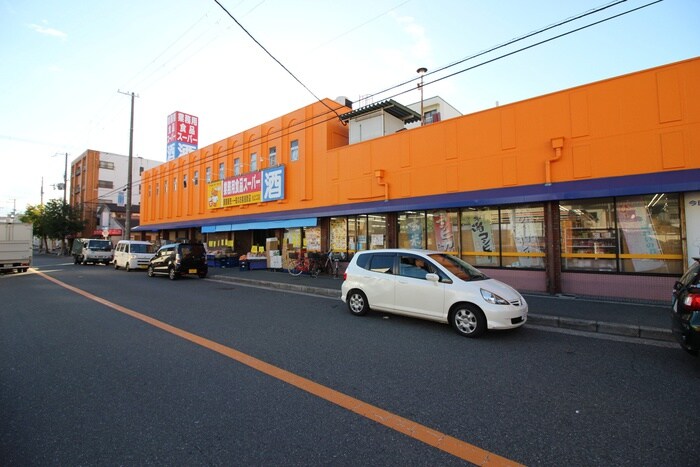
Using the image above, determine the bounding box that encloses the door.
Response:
[394,253,445,319]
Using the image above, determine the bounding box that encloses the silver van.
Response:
[113,240,156,271]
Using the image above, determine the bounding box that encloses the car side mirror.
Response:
[426,273,440,282]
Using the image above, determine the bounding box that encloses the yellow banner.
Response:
[223,191,262,207]
[207,181,223,209]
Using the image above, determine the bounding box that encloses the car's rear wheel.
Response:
[114,261,119,270]
[346,290,369,316]
[168,267,178,280]
[147,265,155,277]
[450,304,487,338]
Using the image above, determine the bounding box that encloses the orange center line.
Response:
[34,269,523,466]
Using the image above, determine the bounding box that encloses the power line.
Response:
[116,0,665,191]
[213,0,344,121]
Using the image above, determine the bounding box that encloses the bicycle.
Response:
[285,251,308,276]
[310,251,340,279]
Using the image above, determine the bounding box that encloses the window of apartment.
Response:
[218,163,225,180]
[183,174,188,189]
[164,179,168,193]
[194,170,199,186]
[290,140,299,161]
[173,177,177,192]
[269,146,277,166]
[206,167,212,183]
[250,153,257,172]
[234,158,242,176]
[97,180,113,189]
[99,161,115,170]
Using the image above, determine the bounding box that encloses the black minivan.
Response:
[147,242,208,280]
[671,257,700,356]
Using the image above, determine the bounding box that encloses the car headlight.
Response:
[481,288,509,305]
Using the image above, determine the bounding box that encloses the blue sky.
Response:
[1,0,698,216]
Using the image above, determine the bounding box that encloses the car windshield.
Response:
[131,243,155,254]
[88,240,112,251]
[427,253,489,282]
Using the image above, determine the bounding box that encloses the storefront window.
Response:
[500,204,545,268]
[560,198,617,271]
[398,211,426,249]
[348,216,367,253]
[460,207,500,267]
[368,214,387,249]
[617,194,682,274]
[426,210,459,253]
[330,217,347,253]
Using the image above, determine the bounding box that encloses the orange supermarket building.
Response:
[138,57,700,302]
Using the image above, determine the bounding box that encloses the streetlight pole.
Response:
[417,67,427,126]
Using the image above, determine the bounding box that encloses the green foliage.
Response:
[21,199,85,241]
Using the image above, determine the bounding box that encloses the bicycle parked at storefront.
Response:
[286,250,340,278]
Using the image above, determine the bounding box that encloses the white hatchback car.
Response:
[341,249,528,338]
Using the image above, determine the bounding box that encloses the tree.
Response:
[19,204,49,252]
[27,199,85,254]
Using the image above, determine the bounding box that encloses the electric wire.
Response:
[212,0,344,121]
[75,0,664,211]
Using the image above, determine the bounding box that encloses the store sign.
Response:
[92,229,122,236]
[166,111,199,161]
[208,165,285,209]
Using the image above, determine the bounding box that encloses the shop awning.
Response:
[202,217,317,233]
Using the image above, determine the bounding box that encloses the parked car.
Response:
[71,238,113,265]
[341,249,528,337]
[671,257,700,356]
[113,240,156,271]
[147,242,208,280]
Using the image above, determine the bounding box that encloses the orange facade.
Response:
[142,57,699,228]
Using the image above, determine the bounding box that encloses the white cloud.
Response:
[28,20,67,39]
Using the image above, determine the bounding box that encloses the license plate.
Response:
[188,269,197,274]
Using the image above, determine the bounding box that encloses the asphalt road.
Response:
[1,255,698,466]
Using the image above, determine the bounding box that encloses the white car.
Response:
[341,249,528,337]
[113,240,156,271]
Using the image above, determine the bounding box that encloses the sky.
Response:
[1,0,698,217]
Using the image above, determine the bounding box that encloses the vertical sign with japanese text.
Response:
[167,111,199,161]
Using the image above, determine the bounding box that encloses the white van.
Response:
[113,240,156,271]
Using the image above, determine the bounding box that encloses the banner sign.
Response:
[616,198,665,272]
[208,165,285,209]
[167,111,199,160]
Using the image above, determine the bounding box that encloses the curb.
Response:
[210,274,673,342]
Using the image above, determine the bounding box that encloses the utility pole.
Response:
[118,90,138,240]
[417,67,427,126]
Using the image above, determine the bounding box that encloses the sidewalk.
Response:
[208,266,674,343]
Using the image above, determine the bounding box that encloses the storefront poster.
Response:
[469,215,494,253]
[330,219,347,252]
[616,199,665,272]
[407,219,423,249]
[432,211,455,252]
[305,227,321,252]
[513,209,544,268]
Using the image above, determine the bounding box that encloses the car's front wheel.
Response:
[147,265,155,277]
[346,290,369,316]
[450,304,487,338]
[125,262,131,272]
[114,261,119,270]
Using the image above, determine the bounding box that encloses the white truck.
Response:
[0,221,33,273]
[71,238,113,265]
